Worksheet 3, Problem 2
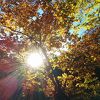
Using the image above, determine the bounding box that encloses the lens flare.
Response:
[27,52,43,68]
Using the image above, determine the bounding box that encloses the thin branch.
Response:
[1,25,24,34]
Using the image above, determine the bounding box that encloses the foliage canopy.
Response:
[0,0,100,100]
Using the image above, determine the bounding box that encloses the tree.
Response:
[50,27,100,99]
[0,0,100,100]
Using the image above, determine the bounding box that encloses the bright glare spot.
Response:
[27,52,43,69]
[32,16,37,21]
[54,51,61,56]
[60,47,68,51]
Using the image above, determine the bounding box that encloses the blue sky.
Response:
[37,8,44,16]
[69,2,99,37]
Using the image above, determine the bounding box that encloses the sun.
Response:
[27,52,43,69]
